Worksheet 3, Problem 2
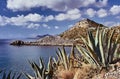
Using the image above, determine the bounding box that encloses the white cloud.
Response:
[44,15,54,22]
[104,21,120,27]
[67,9,81,20]
[97,8,107,18]
[0,16,8,26]
[42,24,51,29]
[55,13,67,21]
[110,5,120,15]
[27,23,40,29]
[24,13,43,22]
[55,8,81,21]
[0,13,56,28]
[7,0,107,11]
[95,0,108,7]
[86,8,96,17]
[54,26,59,29]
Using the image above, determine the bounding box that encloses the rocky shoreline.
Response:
[10,36,78,46]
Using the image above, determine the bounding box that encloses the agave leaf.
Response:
[76,46,96,66]
[99,30,106,67]
[87,31,95,50]
[24,73,34,79]
[58,48,64,62]
[12,73,16,79]
[16,73,22,79]
[42,67,46,79]
[2,72,6,79]
[81,36,89,46]
[56,51,60,60]
[47,57,53,79]
[33,62,42,78]
[107,30,115,63]
[6,71,12,79]
[70,45,75,59]
[39,57,45,71]
[85,43,100,67]
[61,46,69,70]
[95,27,99,46]
[110,35,120,62]
[47,57,53,73]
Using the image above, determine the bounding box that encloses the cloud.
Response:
[55,8,81,21]
[54,26,59,29]
[27,23,40,29]
[7,0,107,11]
[0,13,56,28]
[42,24,51,29]
[104,21,120,26]
[110,5,120,15]
[95,0,108,7]
[24,13,43,22]
[86,8,108,18]
[0,16,8,26]
[44,15,54,22]
[97,8,107,18]
[86,8,96,17]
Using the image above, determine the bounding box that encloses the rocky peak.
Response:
[70,18,104,30]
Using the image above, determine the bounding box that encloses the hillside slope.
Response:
[60,19,106,40]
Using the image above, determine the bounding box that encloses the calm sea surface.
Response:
[0,39,71,78]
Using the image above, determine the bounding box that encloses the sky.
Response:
[0,0,120,39]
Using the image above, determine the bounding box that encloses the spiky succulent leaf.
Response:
[24,73,34,79]
[99,29,106,67]
[76,45,96,66]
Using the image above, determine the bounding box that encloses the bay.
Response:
[0,39,71,78]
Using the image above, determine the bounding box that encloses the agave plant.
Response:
[24,57,54,79]
[0,71,21,79]
[76,28,120,70]
[55,46,76,70]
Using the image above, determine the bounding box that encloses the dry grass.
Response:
[54,64,98,79]
[53,62,120,79]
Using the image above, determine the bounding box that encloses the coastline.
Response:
[10,40,82,47]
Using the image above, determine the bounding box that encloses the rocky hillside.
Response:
[60,18,106,40]
[59,19,120,44]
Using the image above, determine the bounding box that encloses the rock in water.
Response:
[10,40,24,46]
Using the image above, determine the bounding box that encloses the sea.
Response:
[0,39,71,79]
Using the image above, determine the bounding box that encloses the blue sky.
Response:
[0,0,120,39]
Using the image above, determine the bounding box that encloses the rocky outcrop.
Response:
[10,40,25,45]
[35,36,74,46]
[10,36,75,46]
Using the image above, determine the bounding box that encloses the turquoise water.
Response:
[0,39,71,78]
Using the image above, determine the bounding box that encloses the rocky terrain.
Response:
[10,18,120,46]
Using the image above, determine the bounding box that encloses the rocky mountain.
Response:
[36,34,52,38]
[36,18,107,45]
[59,19,120,45]
[60,18,106,40]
